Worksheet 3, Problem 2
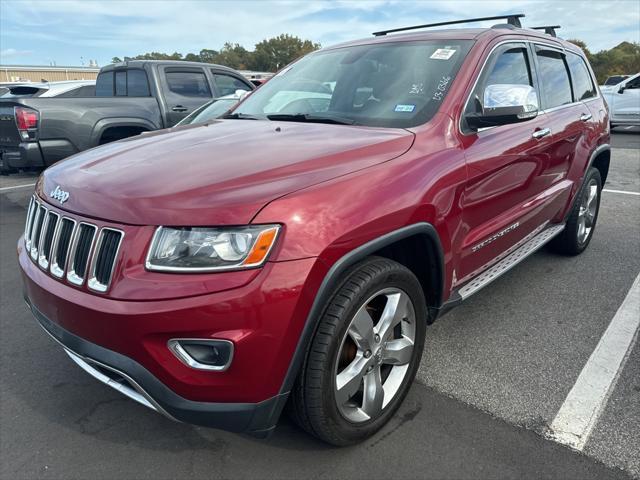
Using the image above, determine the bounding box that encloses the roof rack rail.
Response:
[532,25,561,37]
[372,13,525,36]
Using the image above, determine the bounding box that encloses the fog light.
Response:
[168,339,234,371]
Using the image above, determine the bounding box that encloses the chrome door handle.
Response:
[580,113,592,121]
[532,128,551,139]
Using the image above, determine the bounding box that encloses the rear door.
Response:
[159,66,213,126]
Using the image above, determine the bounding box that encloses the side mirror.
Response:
[618,85,626,94]
[235,89,251,100]
[466,84,539,130]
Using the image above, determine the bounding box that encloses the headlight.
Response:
[146,225,280,272]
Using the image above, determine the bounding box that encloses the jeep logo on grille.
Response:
[50,186,70,204]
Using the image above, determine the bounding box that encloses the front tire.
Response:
[289,257,427,445]
[550,167,602,255]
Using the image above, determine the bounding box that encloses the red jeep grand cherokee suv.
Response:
[19,15,610,445]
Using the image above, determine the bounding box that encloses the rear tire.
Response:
[289,256,427,445]
[550,167,602,255]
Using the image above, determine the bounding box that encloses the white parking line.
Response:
[548,272,640,450]
[0,183,36,192]
[602,189,640,197]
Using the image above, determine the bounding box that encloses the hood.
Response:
[39,120,414,225]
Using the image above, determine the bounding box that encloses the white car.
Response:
[601,72,640,128]
[0,80,95,98]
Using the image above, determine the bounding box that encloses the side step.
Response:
[458,224,565,300]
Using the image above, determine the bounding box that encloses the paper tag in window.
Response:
[430,48,456,60]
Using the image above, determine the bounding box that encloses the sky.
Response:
[1,0,639,67]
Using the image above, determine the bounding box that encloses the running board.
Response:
[458,224,565,300]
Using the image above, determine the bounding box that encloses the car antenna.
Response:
[372,13,525,36]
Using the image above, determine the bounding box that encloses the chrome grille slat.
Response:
[30,204,47,260]
[50,218,76,278]
[66,223,97,286]
[88,229,124,292]
[38,211,59,269]
[25,198,123,293]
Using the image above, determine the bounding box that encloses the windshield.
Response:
[178,98,238,125]
[232,40,473,128]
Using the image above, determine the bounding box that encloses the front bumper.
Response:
[27,299,287,435]
[19,238,325,433]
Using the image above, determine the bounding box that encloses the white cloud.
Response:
[1,0,638,65]
[0,48,33,58]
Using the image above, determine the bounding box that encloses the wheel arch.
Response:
[279,222,444,396]
[591,146,610,186]
[90,118,157,146]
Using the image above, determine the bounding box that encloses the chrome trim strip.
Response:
[50,217,76,278]
[167,338,234,372]
[66,222,97,286]
[30,204,46,261]
[31,314,177,422]
[458,224,565,300]
[87,228,124,293]
[38,210,59,270]
[24,196,35,249]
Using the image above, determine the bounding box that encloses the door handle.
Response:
[580,113,592,121]
[172,105,188,112]
[532,128,551,139]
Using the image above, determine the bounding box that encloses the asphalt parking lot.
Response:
[0,130,638,479]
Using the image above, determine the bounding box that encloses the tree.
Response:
[199,49,218,63]
[212,43,252,69]
[251,34,320,71]
[567,39,640,83]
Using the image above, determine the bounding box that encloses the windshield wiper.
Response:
[222,112,260,120]
[266,113,355,125]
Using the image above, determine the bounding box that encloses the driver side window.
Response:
[465,46,533,116]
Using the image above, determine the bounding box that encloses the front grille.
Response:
[24,196,124,293]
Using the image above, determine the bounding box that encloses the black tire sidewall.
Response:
[307,258,427,445]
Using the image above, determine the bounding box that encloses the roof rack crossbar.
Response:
[532,25,561,37]
[372,13,525,36]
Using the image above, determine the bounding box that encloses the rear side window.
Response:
[212,73,251,96]
[95,72,114,96]
[566,53,596,101]
[486,48,532,87]
[115,71,127,96]
[165,71,211,97]
[127,69,150,96]
[535,49,572,108]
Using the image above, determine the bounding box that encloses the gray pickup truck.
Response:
[0,60,253,173]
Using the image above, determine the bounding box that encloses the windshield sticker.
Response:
[395,104,416,113]
[432,75,452,101]
[409,83,425,94]
[430,48,457,60]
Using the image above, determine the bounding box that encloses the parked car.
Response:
[602,72,640,128]
[0,60,254,173]
[19,14,610,446]
[0,80,96,99]
[176,91,249,126]
[602,74,630,87]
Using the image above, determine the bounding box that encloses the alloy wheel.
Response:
[334,288,416,423]
[577,179,598,244]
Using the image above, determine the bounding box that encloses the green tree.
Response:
[567,39,640,83]
[212,43,252,69]
[251,34,320,71]
[199,49,219,63]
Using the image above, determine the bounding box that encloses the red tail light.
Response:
[15,106,39,141]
